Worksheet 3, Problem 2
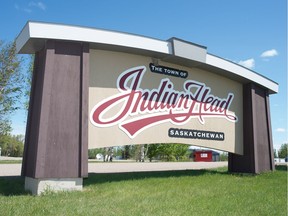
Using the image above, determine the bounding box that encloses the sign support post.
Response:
[228,83,275,173]
[22,40,89,194]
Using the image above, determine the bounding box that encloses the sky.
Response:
[1,0,287,151]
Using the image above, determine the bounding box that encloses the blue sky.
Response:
[1,0,287,151]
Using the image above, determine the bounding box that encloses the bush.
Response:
[160,155,176,162]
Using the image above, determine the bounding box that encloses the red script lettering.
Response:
[90,66,238,138]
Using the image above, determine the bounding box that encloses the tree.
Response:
[146,144,160,162]
[24,54,34,110]
[88,148,105,159]
[0,40,23,135]
[134,144,147,162]
[158,144,189,161]
[278,144,287,158]
[220,152,228,161]
[174,144,189,160]
[122,145,131,159]
[0,134,24,157]
[273,149,277,158]
[146,143,189,162]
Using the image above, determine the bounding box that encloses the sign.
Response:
[149,63,188,78]
[89,50,243,154]
[16,22,277,194]
[168,128,225,141]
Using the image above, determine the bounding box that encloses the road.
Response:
[0,161,228,177]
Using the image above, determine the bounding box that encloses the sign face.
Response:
[89,50,243,154]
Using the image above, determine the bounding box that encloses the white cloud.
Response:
[276,128,286,132]
[238,58,255,69]
[260,49,278,58]
[29,1,46,11]
[23,8,32,13]
[14,4,20,10]
[14,2,46,13]
[14,3,32,13]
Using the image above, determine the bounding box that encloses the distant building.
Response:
[193,150,220,162]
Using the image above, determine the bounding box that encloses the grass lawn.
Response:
[0,165,287,216]
[0,160,22,164]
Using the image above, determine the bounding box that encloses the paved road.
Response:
[89,161,228,173]
[0,161,228,177]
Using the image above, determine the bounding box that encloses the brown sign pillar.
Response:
[228,83,275,173]
[22,40,89,194]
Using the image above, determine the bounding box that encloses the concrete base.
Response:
[25,177,83,195]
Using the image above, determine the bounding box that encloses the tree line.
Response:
[88,144,191,162]
[89,143,288,162]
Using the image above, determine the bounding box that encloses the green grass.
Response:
[0,166,287,216]
[0,160,22,164]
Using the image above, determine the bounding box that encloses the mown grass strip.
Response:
[0,160,22,164]
[0,166,286,216]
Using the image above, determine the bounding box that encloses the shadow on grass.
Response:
[84,165,287,186]
[84,167,230,186]
[0,165,285,196]
[275,165,287,171]
[0,176,29,196]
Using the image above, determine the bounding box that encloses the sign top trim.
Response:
[16,21,278,94]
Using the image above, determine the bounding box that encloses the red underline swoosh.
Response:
[121,112,233,137]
